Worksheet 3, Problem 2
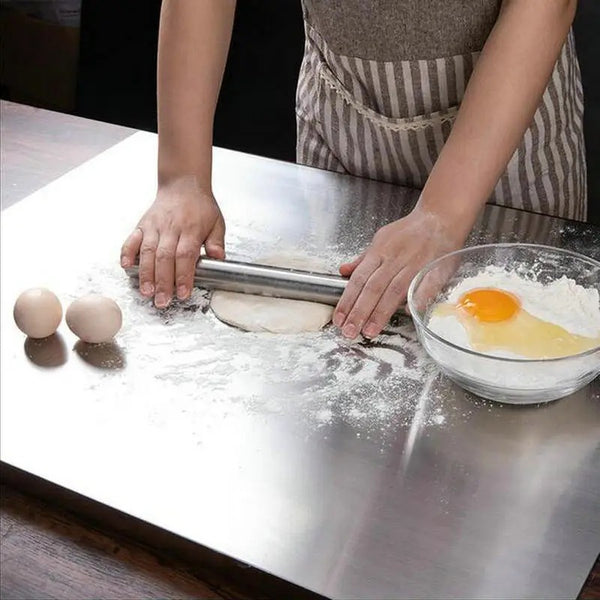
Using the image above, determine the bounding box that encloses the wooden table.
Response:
[0,101,598,600]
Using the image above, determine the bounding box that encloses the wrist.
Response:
[416,168,486,225]
[158,165,211,187]
[413,192,480,242]
[158,145,212,193]
[157,172,213,199]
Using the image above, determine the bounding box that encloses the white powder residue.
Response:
[71,261,455,447]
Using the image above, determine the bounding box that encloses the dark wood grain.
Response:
[579,556,600,600]
[1,463,325,600]
[1,486,221,600]
[0,101,133,208]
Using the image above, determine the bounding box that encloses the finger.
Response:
[340,266,395,339]
[154,235,178,308]
[339,252,365,278]
[332,255,381,330]
[175,234,201,300]
[204,217,226,259]
[138,229,159,297]
[120,228,143,268]
[362,270,413,338]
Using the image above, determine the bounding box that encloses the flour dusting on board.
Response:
[73,261,457,445]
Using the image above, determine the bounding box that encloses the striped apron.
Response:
[296,6,587,221]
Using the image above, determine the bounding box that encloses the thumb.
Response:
[204,218,226,259]
[339,252,365,277]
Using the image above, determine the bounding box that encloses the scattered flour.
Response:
[72,261,458,447]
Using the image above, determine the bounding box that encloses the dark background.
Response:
[74,1,600,224]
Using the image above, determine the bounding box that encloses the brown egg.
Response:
[66,295,122,344]
[13,288,63,339]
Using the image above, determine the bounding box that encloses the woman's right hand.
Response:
[120,176,225,308]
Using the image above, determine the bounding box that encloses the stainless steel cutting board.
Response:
[2,131,599,600]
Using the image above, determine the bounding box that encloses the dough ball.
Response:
[66,295,122,344]
[13,288,63,339]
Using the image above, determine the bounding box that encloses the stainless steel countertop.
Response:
[1,129,599,600]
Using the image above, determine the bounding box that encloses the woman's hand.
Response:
[120,176,225,308]
[332,0,578,341]
[333,206,470,339]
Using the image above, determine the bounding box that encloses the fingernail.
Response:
[121,257,130,268]
[342,324,357,339]
[141,283,153,296]
[155,293,169,308]
[363,324,378,339]
[333,312,345,327]
[177,285,188,299]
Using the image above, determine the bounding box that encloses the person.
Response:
[120,0,585,340]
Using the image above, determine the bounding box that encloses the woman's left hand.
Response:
[333,206,469,339]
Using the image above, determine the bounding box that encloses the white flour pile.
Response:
[425,265,600,391]
[428,266,600,348]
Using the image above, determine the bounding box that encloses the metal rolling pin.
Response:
[125,257,348,305]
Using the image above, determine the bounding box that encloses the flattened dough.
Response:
[210,255,334,333]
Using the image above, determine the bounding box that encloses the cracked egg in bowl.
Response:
[407,244,600,404]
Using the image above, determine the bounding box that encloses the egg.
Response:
[66,295,122,344]
[433,287,600,359]
[13,288,63,339]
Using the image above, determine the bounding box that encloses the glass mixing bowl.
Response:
[407,244,600,404]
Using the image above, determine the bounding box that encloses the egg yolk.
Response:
[457,288,520,323]
[431,286,600,359]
